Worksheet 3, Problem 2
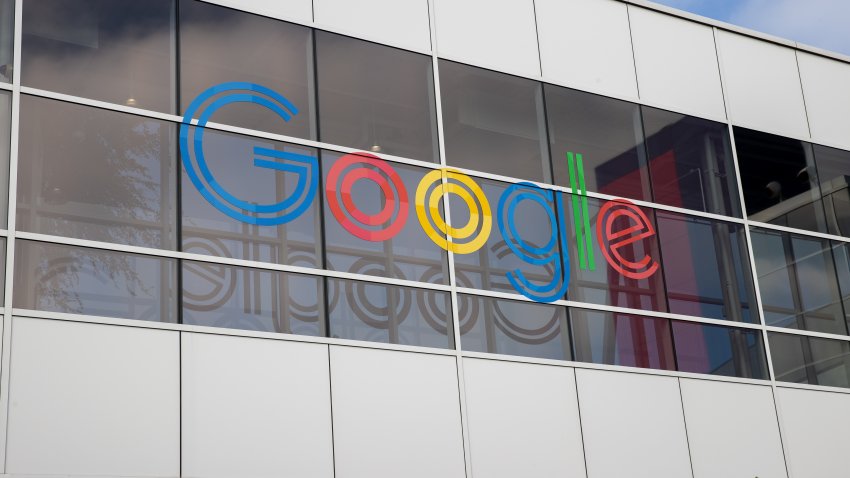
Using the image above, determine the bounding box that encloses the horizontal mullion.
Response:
[454,286,765,331]
[12,231,453,293]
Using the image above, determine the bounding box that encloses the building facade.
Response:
[0,0,849,476]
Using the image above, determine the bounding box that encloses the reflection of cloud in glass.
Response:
[22,0,174,112]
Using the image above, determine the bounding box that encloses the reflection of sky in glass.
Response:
[22,0,175,113]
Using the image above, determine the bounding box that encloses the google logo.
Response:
[181,82,659,304]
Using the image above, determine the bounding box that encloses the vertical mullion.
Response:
[0,0,23,472]
[715,26,793,478]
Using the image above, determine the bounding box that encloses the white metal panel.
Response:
[576,369,693,478]
[776,387,850,478]
[463,358,586,478]
[432,0,540,76]
[6,317,180,476]
[536,0,637,100]
[716,30,810,138]
[330,346,466,478]
[181,333,334,478]
[797,52,850,150]
[628,7,725,119]
[200,0,313,24]
[680,379,787,478]
[314,0,431,52]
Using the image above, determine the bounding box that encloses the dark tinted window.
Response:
[0,0,12,82]
[459,295,571,360]
[734,127,827,233]
[327,278,452,348]
[440,60,549,182]
[322,151,448,283]
[182,260,323,336]
[22,0,175,113]
[17,96,177,249]
[770,332,850,388]
[672,321,767,379]
[545,85,650,201]
[180,127,321,267]
[180,0,314,139]
[750,227,848,335]
[571,309,675,370]
[643,107,740,217]
[13,240,177,322]
[316,32,437,162]
[656,211,757,322]
[813,144,850,237]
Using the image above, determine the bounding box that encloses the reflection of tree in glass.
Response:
[37,109,171,247]
[30,247,162,320]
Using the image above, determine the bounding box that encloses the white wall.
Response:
[628,6,725,120]
[535,0,638,100]
[680,379,787,478]
[576,369,693,478]
[463,358,586,478]
[776,387,850,478]
[181,333,334,478]
[329,346,467,478]
[200,0,313,24]
[5,318,180,476]
[797,52,850,150]
[313,0,431,52]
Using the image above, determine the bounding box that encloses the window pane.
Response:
[643,107,741,217]
[317,32,437,162]
[656,211,757,322]
[17,96,176,249]
[322,151,448,283]
[813,144,850,237]
[459,294,570,360]
[182,260,323,337]
[451,177,565,298]
[770,332,850,388]
[0,91,9,226]
[0,0,13,82]
[179,0,314,139]
[750,227,848,335]
[13,240,177,322]
[181,127,322,267]
[565,195,667,312]
[22,0,175,113]
[440,60,549,182]
[570,309,675,370]
[734,127,827,233]
[545,84,650,201]
[327,278,452,349]
[672,321,767,379]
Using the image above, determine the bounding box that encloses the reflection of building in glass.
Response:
[2,0,850,476]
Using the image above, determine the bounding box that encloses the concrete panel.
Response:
[629,7,725,119]
[200,0,313,24]
[181,333,334,478]
[776,387,850,478]
[536,0,638,100]
[6,317,180,476]
[314,0,431,52]
[716,30,809,138]
[463,358,586,478]
[576,369,693,478]
[680,379,787,478]
[797,52,850,150]
[433,0,540,76]
[330,346,466,478]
